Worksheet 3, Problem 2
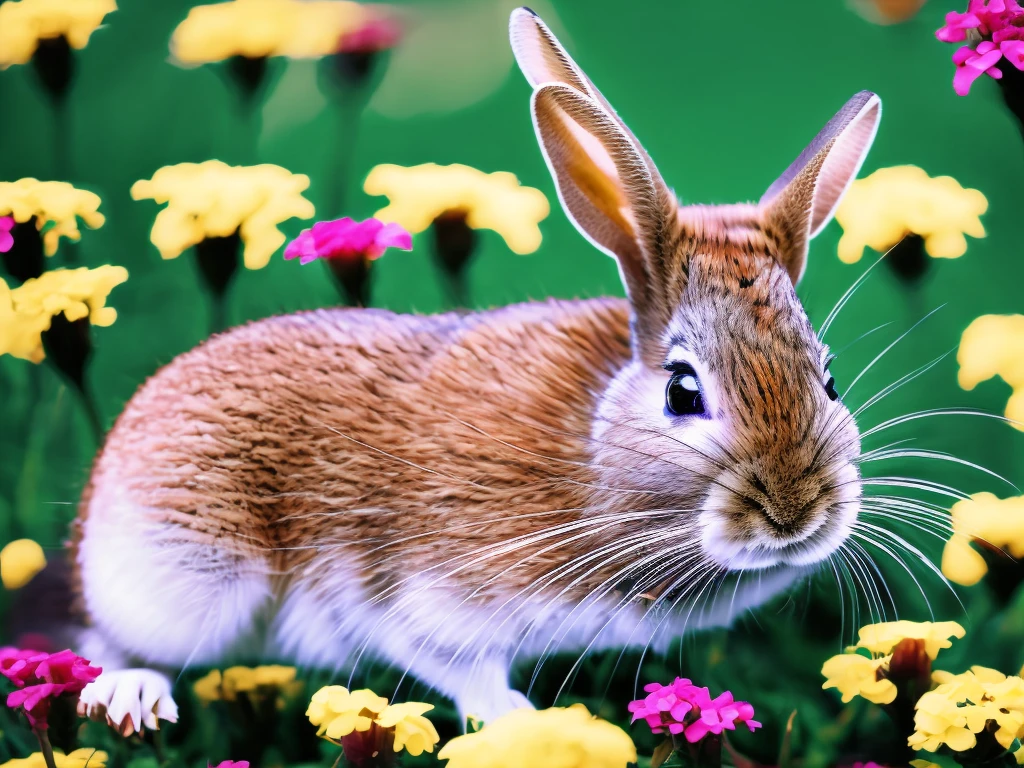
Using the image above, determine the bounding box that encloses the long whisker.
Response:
[819,250,888,339]
[843,305,946,399]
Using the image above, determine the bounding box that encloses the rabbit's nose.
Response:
[742,471,823,540]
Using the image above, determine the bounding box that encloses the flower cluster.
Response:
[284,217,411,265]
[628,678,761,742]
[942,492,1024,585]
[910,666,1024,753]
[131,161,314,270]
[0,539,47,590]
[835,165,987,265]
[958,314,1024,431]
[365,163,550,255]
[306,685,439,758]
[0,217,14,253]
[0,266,127,363]
[171,0,375,64]
[0,179,105,256]
[822,621,965,704]
[0,749,107,768]
[0,649,101,729]
[193,665,301,705]
[936,0,1024,95]
[438,704,636,768]
[0,0,116,68]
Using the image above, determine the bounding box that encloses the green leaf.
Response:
[778,710,798,768]
[650,738,675,768]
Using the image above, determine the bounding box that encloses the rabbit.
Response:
[72,7,878,734]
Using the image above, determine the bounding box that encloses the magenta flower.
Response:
[628,678,761,743]
[210,762,250,768]
[0,216,14,253]
[937,9,984,41]
[954,40,1007,94]
[340,14,403,54]
[0,648,102,729]
[284,217,412,265]
[937,0,1024,94]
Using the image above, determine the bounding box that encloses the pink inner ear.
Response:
[809,100,881,238]
[556,108,638,236]
[564,114,619,184]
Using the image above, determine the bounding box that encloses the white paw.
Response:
[459,687,534,727]
[77,669,178,736]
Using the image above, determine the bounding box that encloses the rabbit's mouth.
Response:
[697,462,862,571]
[700,508,856,571]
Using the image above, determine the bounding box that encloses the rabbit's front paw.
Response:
[78,668,178,736]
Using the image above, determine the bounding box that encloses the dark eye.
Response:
[665,364,705,416]
[823,355,839,401]
[825,376,839,401]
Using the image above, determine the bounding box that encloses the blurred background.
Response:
[1,0,1023,765]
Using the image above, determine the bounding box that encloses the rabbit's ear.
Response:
[530,83,678,363]
[510,8,661,180]
[760,91,881,284]
[510,8,609,112]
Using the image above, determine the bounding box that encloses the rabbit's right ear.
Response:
[511,8,678,363]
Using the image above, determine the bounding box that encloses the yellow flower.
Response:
[0,266,128,363]
[910,667,1024,754]
[0,749,108,768]
[855,620,966,660]
[306,685,388,742]
[958,314,1024,432]
[131,161,314,270]
[0,539,46,589]
[437,704,637,768]
[171,0,369,64]
[376,702,440,756]
[194,665,300,704]
[192,669,223,703]
[942,493,1024,586]
[835,165,987,264]
[364,163,550,255]
[822,621,964,706]
[0,0,115,68]
[821,652,897,705]
[0,179,105,256]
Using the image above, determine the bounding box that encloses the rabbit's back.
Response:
[73,298,633,665]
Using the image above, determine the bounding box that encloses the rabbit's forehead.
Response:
[664,258,824,385]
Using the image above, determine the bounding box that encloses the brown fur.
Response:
[74,300,643,603]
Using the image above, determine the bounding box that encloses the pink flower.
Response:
[210,762,250,768]
[0,648,102,729]
[0,216,14,253]
[283,217,412,265]
[339,14,402,54]
[937,8,983,41]
[953,40,1006,94]
[937,0,1024,93]
[628,678,761,743]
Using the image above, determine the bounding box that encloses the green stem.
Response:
[209,293,227,335]
[34,727,58,768]
[79,385,102,446]
[327,88,369,219]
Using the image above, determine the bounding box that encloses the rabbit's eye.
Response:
[825,376,839,401]
[665,364,704,416]
[823,355,839,401]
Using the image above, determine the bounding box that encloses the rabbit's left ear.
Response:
[760,91,881,284]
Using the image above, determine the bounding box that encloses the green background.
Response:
[2,0,1024,765]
